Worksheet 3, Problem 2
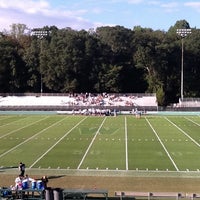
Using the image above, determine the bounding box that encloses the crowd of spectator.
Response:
[63,93,156,107]
[0,93,157,108]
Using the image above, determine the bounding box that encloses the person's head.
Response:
[42,176,48,180]
[19,175,23,179]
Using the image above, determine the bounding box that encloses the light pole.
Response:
[31,29,49,96]
[176,28,191,101]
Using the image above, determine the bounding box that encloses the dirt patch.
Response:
[1,174,200,197]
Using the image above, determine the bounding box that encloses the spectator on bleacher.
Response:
[41,176,48,189]
[24,174,35,188]
[14,175,23,189]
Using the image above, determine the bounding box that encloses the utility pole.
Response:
[31,29,49,96]
[176,28,191,101]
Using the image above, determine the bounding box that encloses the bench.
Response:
[115,191,183,200]
[0,188,44,200]
[0,188,13,200]
[17,188,44,199]
[186,193,200,200]
[115,191,151,200]
[63,188,108,200]
[151,192,183,200]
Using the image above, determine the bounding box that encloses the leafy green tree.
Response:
[0,37,27,92]
[184,28,200,97]
[9,23,30,39]
[0,20,199,105]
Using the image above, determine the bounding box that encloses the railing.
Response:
[115,191,200,200]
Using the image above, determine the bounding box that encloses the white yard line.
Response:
[125,116,128,170]
[145,117,179,171]
[77,117,107,169]
[0,116,48,139]
[0,116,58,158]
[184,117,200,127]
[29,117,87,168]
[165,117,200,148]
[0,115,14,122]
[0,116,29,128]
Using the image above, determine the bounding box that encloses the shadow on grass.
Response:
[48,175,66,179]
[34,175,66,180]
[0,166,18,173]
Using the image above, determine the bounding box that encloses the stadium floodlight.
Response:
[176,28,191,101]
[31,29,49,38]
[31,29,49,96]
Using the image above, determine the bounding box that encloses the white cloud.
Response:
[0,0,50,14]
[160,2,179,12]
[109,0,143,3]
[147,1,161,6]
[127,0,144,4]
[161,2,178,8]
[184,2,200,11]
[0,0,97,31]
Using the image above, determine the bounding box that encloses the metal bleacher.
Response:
[0,93,158,112]
[0,187,44,200]
[0,187,108,200]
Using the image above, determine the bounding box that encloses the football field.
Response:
[0,114,200,172]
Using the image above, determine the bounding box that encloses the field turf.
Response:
[0,114,200,173]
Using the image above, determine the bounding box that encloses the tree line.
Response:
[0,20,200,106]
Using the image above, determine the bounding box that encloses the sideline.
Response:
[2,167,200,178]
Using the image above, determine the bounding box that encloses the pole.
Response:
[181,37,184,100]
[40,73,43,96]
[40,40,43,96]
[31,29,49,96]
[176,28,191,101]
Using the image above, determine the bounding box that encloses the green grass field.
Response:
[0,114,200,173]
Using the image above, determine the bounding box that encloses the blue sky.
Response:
[0,0,200,32]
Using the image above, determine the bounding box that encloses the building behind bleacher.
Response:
[167,98,200,111]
